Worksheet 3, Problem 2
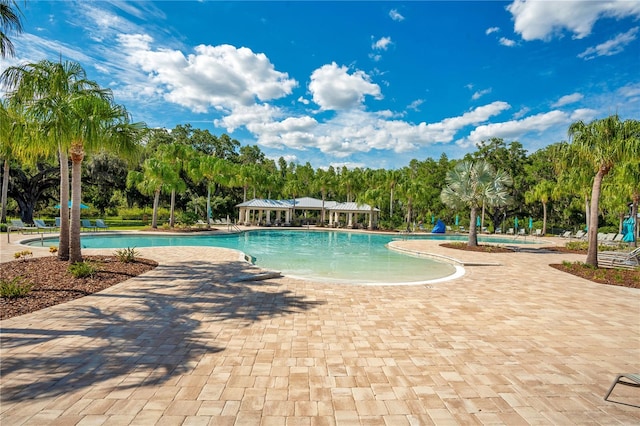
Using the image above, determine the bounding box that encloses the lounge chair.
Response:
[598,247,640,270]
[604,373,640,408]
[55,217,61,227]
[506,228,514,235]
[573,230,586,239]
[94,219,109,230]
[535,229,542,237]
[9,219,37,233]
[33,219,55,233]
[560,231,571,238]
[81,219,96,231]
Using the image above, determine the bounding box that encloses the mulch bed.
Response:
[0,255,157,320]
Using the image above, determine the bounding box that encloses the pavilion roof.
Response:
[330,202,380,212]
[235,198,378,212]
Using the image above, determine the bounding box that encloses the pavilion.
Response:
[235,197,380,228]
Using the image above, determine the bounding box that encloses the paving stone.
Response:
[1,237,639,425]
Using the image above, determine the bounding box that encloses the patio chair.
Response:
[604,373,640,408]
[560,231,571,238]
[81,219,96,231]
[598,247,640,270]
[573,230,586,239]
[506,228,514,235]
[33,219,55,233]
[95,219,109,230]
[535,229,542,237]
[9,219,37,233]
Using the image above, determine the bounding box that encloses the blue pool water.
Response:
[25,230,523,284]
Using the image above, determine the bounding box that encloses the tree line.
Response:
[1,55,638,268]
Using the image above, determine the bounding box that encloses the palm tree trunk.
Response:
[389,188,394,218]
[69,143,84,263]
[1,158,9,223]
[206,185,211,229]
[169,189,176,227]
[584,194,590,233]
[58,148,70,261]
[468,207,478,247]
[586,171,604,267]
[542,201,547,235]
[152,189,160,228]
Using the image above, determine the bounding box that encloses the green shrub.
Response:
[114,247,139,263]
[178,210,199,225]
[68,261,97,278]
[565,241,588,251]
[0,276,34,298]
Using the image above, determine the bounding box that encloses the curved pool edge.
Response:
[17,230,466,286]
[387,241,502,267]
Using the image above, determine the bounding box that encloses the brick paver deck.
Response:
[1,232,639,425]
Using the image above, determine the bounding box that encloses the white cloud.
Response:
[507,0,640,41]
[389,9,404,22]
[486,27,500,35]
[214,101,510,158]
[466,110,569,145]
[423,102,511,143]
[570,108,598,121]
[407,99,424,111]
[297,96,310,105]
[119,39,298,113]
[472,88,492,100]
[499,37,516,47]
[308,62,382,111]
[512,107,531,119]
[214,104,282,133]
[372,36,392,50]
[552,93,584,107]
[578,27,639,60]
[368,53,382,62]
[618,83,640,99]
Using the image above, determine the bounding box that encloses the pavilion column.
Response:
[328,211,334,226]
[347,212,353,228]
[265,210,271,225]
[276,210,281,224]
[245,209,251,224]
[285,209,291,225]
[238,208,244,224]
[258,209,264,225]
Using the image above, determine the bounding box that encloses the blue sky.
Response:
[4,1,640,169]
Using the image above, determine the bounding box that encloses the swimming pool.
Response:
[26,230,468,285]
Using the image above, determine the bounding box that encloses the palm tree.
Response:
[357,170,384,230]
[67,97,142,262]
[2,60,144,262]
[158,143,192,227]
[441,160,513,247]
[2,61,101,260]
[524,180,554,235]
[0,100,31,223]
[314,167,336,226]
[0,0,23,58]
[127,156,178,229]
[568,115,640,266]
[188,154,230,227]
